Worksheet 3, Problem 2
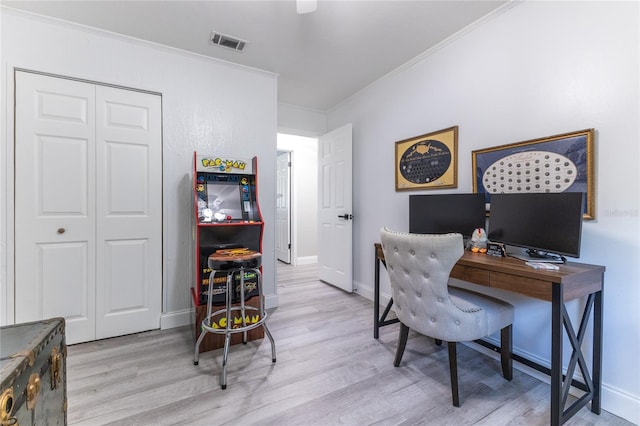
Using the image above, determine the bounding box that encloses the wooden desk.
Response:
[374,243,605,426]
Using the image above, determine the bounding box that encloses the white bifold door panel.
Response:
[15,71,162,344]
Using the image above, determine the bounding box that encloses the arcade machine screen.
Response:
[206,182,243,221]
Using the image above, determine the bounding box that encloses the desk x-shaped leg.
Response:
[374,246,398,339]
[551,282,603,425]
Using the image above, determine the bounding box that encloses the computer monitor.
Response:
[488,192,584,262]
[409,193,486,238]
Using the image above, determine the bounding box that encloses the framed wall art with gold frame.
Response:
[395,126,458,191]
[472,128,595,219]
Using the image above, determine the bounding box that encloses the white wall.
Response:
[278,102,327,137]
[277,133,318,264]
[0,9,279,328]
[327,1,639,423]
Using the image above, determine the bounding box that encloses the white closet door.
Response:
[95,86,162,339]
[15,71,162,344]
[15,72,97,343]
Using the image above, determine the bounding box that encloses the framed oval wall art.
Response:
[472,128,595,219]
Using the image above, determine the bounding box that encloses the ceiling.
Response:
[2,0,509,111]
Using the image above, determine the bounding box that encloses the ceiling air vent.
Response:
[210,31,248,52]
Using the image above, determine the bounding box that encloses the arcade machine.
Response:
[191,152,265,352]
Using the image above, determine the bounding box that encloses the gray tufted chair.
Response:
[379,227,515,407]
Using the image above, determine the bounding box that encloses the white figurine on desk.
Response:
[466,228,488,253]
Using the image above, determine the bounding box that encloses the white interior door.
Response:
[15,72,97,343]
[318,123,353,292]
[95,85,162,339]
[276,151,292,263]
[15,71,162,344]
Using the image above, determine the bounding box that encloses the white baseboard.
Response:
[355,278,392,307]
[265,293,279,310]
[295,255,317,265]
[601,386,640,425]
[160,309,192,329]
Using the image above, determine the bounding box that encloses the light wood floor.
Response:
[66,262,632,425]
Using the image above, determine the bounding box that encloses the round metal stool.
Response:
[193,249,276,389]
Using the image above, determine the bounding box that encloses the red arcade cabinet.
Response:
[191,152,265,352]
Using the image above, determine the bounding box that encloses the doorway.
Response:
[276,133,318,266]
[276,150,292,263]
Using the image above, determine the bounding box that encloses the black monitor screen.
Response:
[488,192,584,258]
[409,193,486,237]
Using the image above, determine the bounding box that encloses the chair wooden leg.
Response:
[394,323,410,367]
[501,324,513,381]
[447,341,460,407]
